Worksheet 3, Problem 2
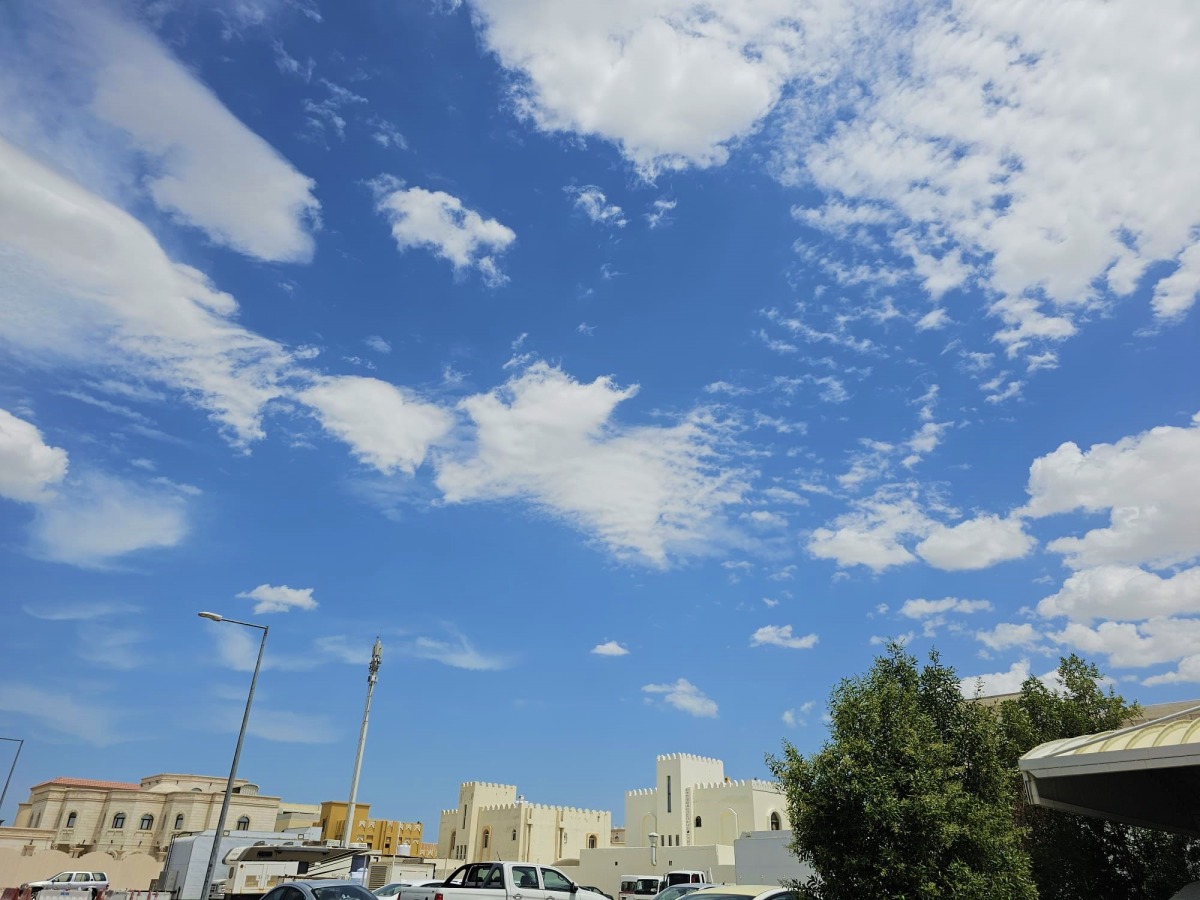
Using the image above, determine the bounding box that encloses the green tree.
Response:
[994,654,1200,900]
[768,643,1035,900]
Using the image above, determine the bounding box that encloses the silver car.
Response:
[262,881,379,900]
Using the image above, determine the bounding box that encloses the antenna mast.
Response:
[343,636,382,848]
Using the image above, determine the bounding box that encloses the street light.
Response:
[0,737,23,826]
[197,612,268,900]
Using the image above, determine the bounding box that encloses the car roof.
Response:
[689,888,786,899]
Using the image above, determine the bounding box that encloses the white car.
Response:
[22,872,110,898]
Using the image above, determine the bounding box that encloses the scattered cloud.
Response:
[28,472,189,568]
[565,185,627,227]
[435,362,749,567]
[237,584,318,615]
[364,335,392,354]
[976,622,1042,652]
[642,678,718,717]
[0,683,121,746]
[0,408,68,503]
[960,660,1032,698]
[750,624,818,649]
[646,198,676,229]
[398,626,510,670]
[300,375,453,475]
[916,515,1035,571]
[591,640,629,657]
[370,182,516,286]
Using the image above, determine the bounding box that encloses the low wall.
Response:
[0,850,160,893]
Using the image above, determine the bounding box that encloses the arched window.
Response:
[140,814,154,830]
[174,814,185,829]
[112,813,126,829]
[482,829,490,849]
[236,816,251,830]
[66,812,77,828]
[769,811,781,831]
[694,816,702,828]
[587,834,597,849]
[511,829,517,841]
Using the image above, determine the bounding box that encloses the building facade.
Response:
[11,774,282,861]
[316,801,423,855]
[437,782,611,865]
[564,754,791,900]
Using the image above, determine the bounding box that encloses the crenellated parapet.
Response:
[655,753,722,765]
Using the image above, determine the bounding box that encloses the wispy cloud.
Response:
[642,678,718,718]
[750,625,818,649]
[591,641,629,657]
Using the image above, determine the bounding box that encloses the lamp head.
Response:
[198,612,224,622]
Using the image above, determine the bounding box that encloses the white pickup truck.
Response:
[397,862,607,900]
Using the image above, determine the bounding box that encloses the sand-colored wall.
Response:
[0,849,160,891]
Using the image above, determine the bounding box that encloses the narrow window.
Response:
[66,812,77,828]
[482,829,490,850]
[112,813,126,829]
[694,816,701,828]
[236,816,251,831]
[666,776,672,813]
[769,812,781,831]
[587,835,597,849]
[174,814,185,829]
[511,829,517,841]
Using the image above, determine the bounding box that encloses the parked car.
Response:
[652,884,713,900]
[21,872,109,899]
[260,881,378,900]
[688,887,797,900]
[580,888,613,900]
[374,885,411,898]
[395,863,609,900]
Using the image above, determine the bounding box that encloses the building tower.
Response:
[343,636,383,847]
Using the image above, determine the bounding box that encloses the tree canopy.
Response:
[768,643,1035,900]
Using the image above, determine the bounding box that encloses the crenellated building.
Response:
[437,782,611,864]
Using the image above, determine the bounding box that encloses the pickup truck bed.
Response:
[399,862,607,900]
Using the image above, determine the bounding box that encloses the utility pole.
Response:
[343,636,382,848]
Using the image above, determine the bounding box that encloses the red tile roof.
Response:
[38,777,141,791]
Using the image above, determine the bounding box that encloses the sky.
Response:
[1,0,1199,834]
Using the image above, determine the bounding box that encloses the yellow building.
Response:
[317,801,422,856]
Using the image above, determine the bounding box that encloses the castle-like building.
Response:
[437,782,611,864]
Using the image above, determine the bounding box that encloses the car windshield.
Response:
[312,886,379,900]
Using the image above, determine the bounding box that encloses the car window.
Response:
[260,887,293,900]
[540,870,572,892]
[73,875,94,883]
[481,868,504,890]
[311,886,378,900]
[513,867,539,890]
[93,875,108,882]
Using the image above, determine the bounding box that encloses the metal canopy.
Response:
[1019,709,1200,836]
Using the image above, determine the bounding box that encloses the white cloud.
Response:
[565,185,627,227]
[807,485,933,571]
[0,136,299,446]
[642,678,718,718]
[29,472,188,568]
[782,700,815,728]
[976,622,1041,652]
[646,198,676,228]
[0,408,68,503]
[916,515,1035,570]
[435,362,748,566]
[960,659,1031,698]
[371,182,516,286]
[245,709,338,744]
[1023,414,1200,570]
[1037,565,1200,624]
[0,683,120,746]
[237,584,318,615]
[25,1,321,262]
[1049,618,1200,669]
[750,625,818,650]
[402,630,510,671]
[300,375,453,475]
[785,0,1200,354]
[364,335,392,354]
[470,1,835,175]
[899,597,992,619]
[591,640,629,657]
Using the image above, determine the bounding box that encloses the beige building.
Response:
[563,754,790,899]
[11,774,282,861]
[437,782,611,864]
[316,801,423,856]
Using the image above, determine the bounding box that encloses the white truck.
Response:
[397,862,608,900]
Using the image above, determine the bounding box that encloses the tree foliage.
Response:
[994,654,1200,900]
[768,643,1036,900]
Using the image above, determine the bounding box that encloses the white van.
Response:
[618,875,661,900]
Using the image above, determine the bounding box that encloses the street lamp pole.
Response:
[197,612,268,900]
[0,737,24,826]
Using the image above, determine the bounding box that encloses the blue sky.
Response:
[2,0,1199,832]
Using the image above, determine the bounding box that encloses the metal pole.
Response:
[198,615,268,900]
[0,738,24,825]
[342,637,382,848]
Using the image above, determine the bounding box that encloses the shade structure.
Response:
[1019,710,1200,837]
